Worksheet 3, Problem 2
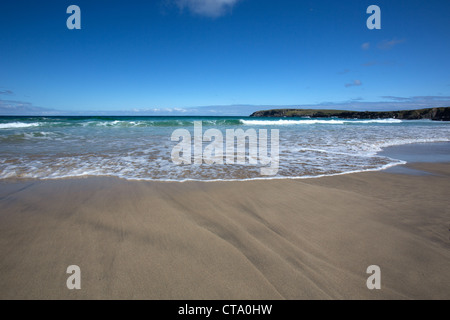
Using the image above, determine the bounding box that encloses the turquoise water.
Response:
[1,116,449,181]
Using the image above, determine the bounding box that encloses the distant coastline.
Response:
[250,107,450,121]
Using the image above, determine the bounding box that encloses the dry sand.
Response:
[0,163,449,299]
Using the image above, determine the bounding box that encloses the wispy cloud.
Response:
[345,80,362,88]
[361,42,370,50]
[0,89,14,95]
[0,99,56,115]
[288,96,450,112]
[337,69,350,75]
[3,98,450,116]
[175,0,241,17]
[381,95,450,104]
[361,60,396,67]
[381,96,410,101]
[361,61,377,67]
[378,38,405,50]
[126,105,247,116]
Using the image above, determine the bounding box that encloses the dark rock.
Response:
[249,107,450,121]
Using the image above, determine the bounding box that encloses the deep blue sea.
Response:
[1,116,449,181]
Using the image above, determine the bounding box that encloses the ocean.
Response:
[1,116,449,181]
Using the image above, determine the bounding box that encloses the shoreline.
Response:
[1,141,449,184]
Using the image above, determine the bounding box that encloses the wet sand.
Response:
[0,160,449,300]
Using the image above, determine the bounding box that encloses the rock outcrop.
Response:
[250,107,450,121]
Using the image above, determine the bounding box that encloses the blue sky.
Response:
[1,0,449,115]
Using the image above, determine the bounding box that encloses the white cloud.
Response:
[381,95,450,104]
[175,0,241,17]
[338,69,350,75]
[345,80,362,88]
[361,42,370,50]
[377,38,405,50]
[0,89,14,95]
[0,99,56,115]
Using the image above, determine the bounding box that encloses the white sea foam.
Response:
[240,119,403,125]
[352,119,403,124]
[0,122,40,129]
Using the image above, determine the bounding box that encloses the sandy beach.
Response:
[0,160,449,300]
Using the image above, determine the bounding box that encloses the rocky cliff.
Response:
[250,107,450,121]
